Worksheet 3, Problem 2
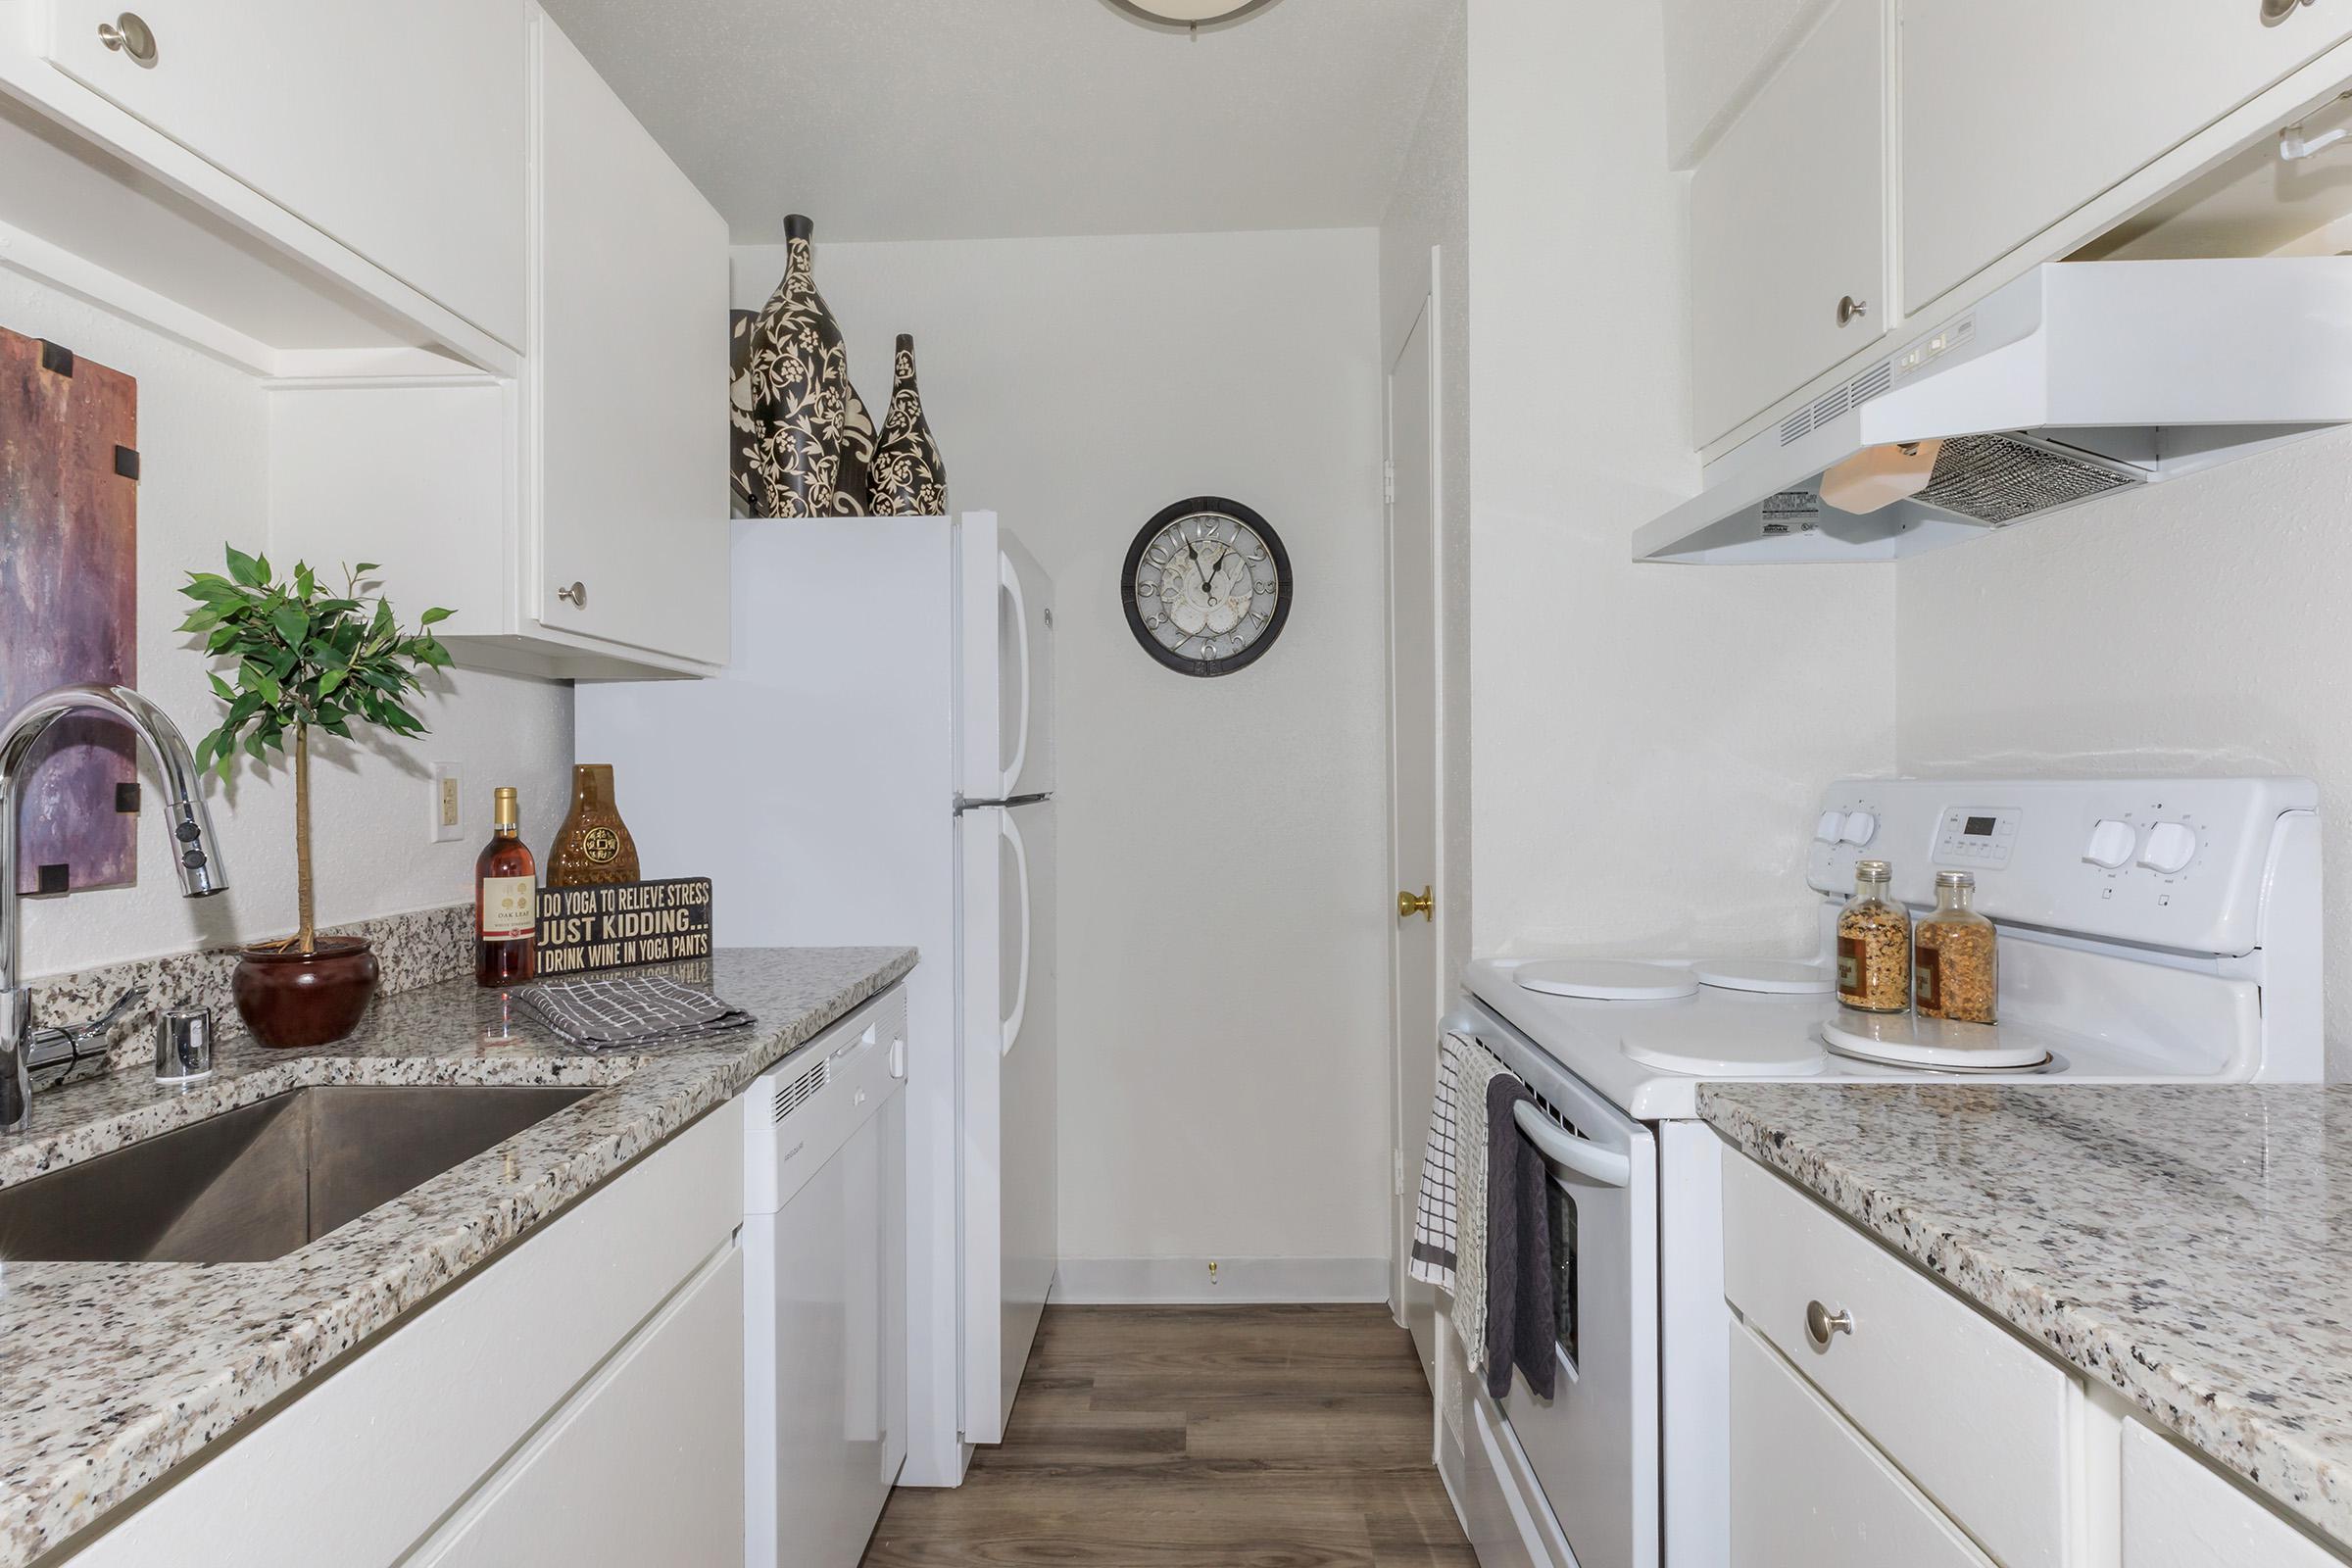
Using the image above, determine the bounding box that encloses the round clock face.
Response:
[1120,498,1292,677]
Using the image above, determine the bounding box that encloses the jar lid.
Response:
[1936,869,1975,888]
[1854,858,1892,879]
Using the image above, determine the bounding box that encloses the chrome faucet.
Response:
[0,685,225,1132]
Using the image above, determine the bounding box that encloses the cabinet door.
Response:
[1690,0,1889,446]
[532,13,730,667]
[1729,1319,1994,1568]
[40,0,526,347]
[422,1246,744,1568]
[2120,1421,2342,1568]
[1901,0,2352,314]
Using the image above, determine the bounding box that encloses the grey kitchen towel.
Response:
[1408,1034,1465,1292]
[1485,1070,1557,1402]
[516,973,755,1051]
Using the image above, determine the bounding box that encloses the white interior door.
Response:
[1387,283,1444,1383]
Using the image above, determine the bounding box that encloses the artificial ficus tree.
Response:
[179,547,452,954]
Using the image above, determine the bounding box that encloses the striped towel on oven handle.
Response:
[1408,1033,1464,1291]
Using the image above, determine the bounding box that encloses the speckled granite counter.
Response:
[0,945,914,1567]
[1700,1082,2352,1550]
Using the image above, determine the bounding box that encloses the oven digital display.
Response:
[1964,815,1998,837]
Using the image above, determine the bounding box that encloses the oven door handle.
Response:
[1512,1101,1631,1189]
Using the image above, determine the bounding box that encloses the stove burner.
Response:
[1514,959,1699,1002]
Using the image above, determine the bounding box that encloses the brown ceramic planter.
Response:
[232,935,380,1050]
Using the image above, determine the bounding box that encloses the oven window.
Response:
[1547,1179,1579,1373]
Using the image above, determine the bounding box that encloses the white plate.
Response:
[1821,1009,2053,1071]
[1692,958,1835,995]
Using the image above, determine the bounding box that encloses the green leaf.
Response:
[318,669,345,697]
[418,607,454,626]
[269,606,309,647]
[353,562,381,575]
[207,673,236,703]
[223,545,267,587]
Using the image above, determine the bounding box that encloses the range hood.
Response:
[1636,258,2352,564]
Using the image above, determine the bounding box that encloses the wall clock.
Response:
[1120,496,1292,677]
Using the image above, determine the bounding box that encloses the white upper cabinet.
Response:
[1899,0,2352,315]
[528,12,729,668]
[1690,0,1889,448]
[38,0,527,350]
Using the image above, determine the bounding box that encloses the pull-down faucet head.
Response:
[0,684,226,1131]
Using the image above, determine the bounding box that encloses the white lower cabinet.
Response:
[1729,1319,1993,1568]
[2121,1420,2341,1568]
[68,1102,745,1567]
[418,1247,744,1568]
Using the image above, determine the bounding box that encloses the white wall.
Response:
[1465,0,1895,963]
[1,270,573,977]
[1895,426,2352,1075]
[1381,1,1473,987]
[733,229,1394,1281]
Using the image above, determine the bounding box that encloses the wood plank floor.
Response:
[860,1304,1476,1567]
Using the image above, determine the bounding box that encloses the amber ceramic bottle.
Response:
[547,763,642,888]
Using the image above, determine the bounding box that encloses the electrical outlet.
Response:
[430,764,463,843]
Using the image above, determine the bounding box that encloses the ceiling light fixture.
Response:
[1105,0,1280,33]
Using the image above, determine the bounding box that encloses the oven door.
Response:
[1459,1004,1660,1568]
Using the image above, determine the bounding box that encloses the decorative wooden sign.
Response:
[0,326,139,895]
[533,877,713,976]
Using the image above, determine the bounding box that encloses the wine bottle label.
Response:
[480,875,537,940]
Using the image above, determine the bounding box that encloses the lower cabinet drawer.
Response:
[1723,1152,2072,1568]
[2121,1420,2345,1568]
[1730,1318,1993,1568]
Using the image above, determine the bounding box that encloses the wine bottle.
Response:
[547,763,641,888]
[475,786,538,987]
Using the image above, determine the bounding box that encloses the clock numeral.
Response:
[1146,614,1163,628]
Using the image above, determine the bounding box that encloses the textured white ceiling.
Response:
[539,0,1457,243]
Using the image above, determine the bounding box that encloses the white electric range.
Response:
[1434,777,2323,1568]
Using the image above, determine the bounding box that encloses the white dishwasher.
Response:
[745,983,908,1568]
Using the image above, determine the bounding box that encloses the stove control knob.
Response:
[2139,821,2198,876]
[1815,810,1846,843]
[1838,811,1878,846]
[2083,818,2137,870]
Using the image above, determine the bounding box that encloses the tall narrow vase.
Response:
[869,335,949,516]
[744,214,875,516]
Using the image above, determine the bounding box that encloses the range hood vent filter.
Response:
[1913,433,2136,526]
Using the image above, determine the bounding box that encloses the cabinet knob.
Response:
[96,12,157,65]
[2262,0,2315,21]
[556,581,587,609]
[1804,1298,1854,1349]
[1397,886,1433,921]
[1837,295,1870,326]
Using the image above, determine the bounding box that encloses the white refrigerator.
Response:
[575,513,1056,1487]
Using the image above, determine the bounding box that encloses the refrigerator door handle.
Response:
[1001,810,1032,1056]
[999,552,1030,800]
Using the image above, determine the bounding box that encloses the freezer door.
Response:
[956,800,1057,1445]
[958,514,1055,802]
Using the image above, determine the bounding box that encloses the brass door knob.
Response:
[1397,886,1433,921]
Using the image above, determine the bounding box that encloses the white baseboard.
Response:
[1054,1255,1390,1304]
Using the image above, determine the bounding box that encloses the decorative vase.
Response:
[729,308,760,516]
[547,762,642,888]
[869,335,949,516]
[232,936,380,1050]
[744,214,876,517]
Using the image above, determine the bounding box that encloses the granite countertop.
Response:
[1701,1081,2352,1550]
[0,945,915,1568]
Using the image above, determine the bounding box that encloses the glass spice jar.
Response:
[1837,859,1911,1012]
[1915,870,1997,1023]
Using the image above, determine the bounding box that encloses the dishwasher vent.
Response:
[771,1058,827,1123]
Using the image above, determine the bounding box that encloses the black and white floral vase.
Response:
[743,214,875,516]
[869,335,949,516]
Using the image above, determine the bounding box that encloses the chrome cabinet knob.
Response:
[556,581,587,609]
[1805,1298,1855,1349]
[2263,0,2315,21]
[1837,295,1870,326]
[96,12,157,65]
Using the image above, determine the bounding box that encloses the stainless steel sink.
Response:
[0,1085,596,1263]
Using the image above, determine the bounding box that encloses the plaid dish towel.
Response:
[516,974,755,1051]
[1449,1036,1510,1377]
[1408,1034,1466,1292]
